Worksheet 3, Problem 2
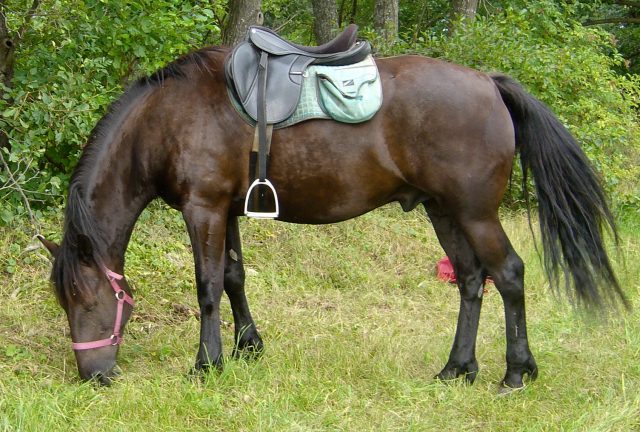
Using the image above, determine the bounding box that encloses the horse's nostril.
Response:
[89,364,119,386]
[91,371,112,386]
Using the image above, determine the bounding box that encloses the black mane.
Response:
[51,46,226,304]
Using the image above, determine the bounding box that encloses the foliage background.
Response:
[1,0,638,224]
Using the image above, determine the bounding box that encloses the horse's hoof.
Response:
[232,332,264,360]
[435,361,478,384]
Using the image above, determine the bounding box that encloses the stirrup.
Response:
[244,179,280,219]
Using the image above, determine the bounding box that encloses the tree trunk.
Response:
[0,0,40,151]
[374,0,398,47]
[350,0,358,24]
[0,25,15,88]
[1,6,16,151]
[451,0,478,21]
[222,0,263,47]
[312,0,339,44]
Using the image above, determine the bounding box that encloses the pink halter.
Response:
[72,268,135,351]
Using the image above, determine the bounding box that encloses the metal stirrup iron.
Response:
[245,51,280,219]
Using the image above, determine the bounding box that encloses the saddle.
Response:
[225,24,371,124]
[224,25,372,219]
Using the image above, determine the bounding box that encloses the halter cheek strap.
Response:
[72,268,135,351]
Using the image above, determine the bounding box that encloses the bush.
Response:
[1,0,638,224]
[0,0,220,223]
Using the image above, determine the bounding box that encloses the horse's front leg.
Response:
[224,216,264,357]
[183,204,228,370]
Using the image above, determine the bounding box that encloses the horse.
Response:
[39,45,625,389]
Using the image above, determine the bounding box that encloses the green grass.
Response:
[1,204,639,431]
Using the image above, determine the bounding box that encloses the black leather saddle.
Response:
[225,24,371,124]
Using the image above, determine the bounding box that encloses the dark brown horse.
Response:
[40,46,625,389]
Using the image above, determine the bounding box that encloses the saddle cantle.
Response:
[225,24,372,124]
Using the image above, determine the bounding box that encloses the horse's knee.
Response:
[196,279,224,311]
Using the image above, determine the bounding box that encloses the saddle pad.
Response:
[315,55,382,123]
[229,55,382,128]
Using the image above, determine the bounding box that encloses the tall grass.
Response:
[1,204,639,431]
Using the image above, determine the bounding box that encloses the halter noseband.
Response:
[72,268,135,351]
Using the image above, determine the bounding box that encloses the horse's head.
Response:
[39,234,134,385]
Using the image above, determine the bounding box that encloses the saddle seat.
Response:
[248,24,364,64]
[225,24,372,124]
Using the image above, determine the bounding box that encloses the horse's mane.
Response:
[51,47,227,304]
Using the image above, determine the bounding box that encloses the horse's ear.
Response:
[37,235,60,257]
[76,234,94,264]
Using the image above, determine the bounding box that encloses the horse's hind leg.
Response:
[224,216,264,357]
[426,205,486,383]
[459,215,538,389]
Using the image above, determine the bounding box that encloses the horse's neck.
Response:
[83,142,155,269]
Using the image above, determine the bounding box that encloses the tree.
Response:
[374,0,398,46]
[0,0,219,223]
[312,0,339,44]
[581,0,640,73]
[222,0,263,46]
[0,0,40,151]
[451,0,478,22]
[337,0,359,27]
[583,0,640,25]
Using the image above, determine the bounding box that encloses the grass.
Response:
[1,203,639,431]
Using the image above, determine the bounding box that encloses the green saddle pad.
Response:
[315,55,382,123]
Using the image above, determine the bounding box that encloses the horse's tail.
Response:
[491,74,627,309]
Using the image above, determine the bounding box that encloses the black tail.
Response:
[492,74,627,309]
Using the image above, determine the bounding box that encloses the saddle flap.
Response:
[227,41,314,124]
[228,42,260,103]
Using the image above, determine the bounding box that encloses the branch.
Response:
[16,0,40,40]
[274,10,302,33]
[0,150,40,233]
[606,0,640,8]
[583,17,640,25]
[627,49,640,59]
